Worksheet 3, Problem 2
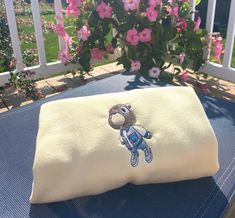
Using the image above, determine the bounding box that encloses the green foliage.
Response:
[8,70,39,100]
[196,0,201,6]
[0,16,13,72]
[60,0,210,80]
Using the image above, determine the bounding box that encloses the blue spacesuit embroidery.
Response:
[108,104,153,167]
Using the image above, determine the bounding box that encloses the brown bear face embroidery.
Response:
[108,104,153,167]
[108,104,136,130]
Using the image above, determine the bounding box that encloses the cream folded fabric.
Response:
[30,87,219,203]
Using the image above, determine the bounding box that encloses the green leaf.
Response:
[117,55,130,70]
[88,11,99,27]
[79,50,91,73]
[164,27,177,41]
[196,0,201,6]
[181,59,190,70]
[111,37,118,47]
[174,67,182,75]
[159,72,174,82]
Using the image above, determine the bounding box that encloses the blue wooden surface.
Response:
[0,73,235,218]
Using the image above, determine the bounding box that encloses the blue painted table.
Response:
[0,73,235,218]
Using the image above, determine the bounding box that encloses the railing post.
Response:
[31,0,47,67]
[4,0,24,72]
[204,0,217,60]
[190,0,196,21]
[54,0,66,51]
[223,0,235,68]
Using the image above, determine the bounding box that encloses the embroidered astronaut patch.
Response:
[108,104,153,167]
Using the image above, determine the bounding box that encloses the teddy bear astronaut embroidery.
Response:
[108,104,153,167]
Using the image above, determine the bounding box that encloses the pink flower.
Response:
[58,49,70,64]
[148,0,161,7]
[179,52,185,64]
[177,19,187,30]
[65,4,80,17]
[149,67,161,78]
[66,0,83,5]
[107,44,115,53]
[77,25,91,41]
[130,60,141,72]
[167,5,179,19]
[64,33,72,46]
[64,0,83,16]
[213,36,223,63]
[91,48,106,60]
[177,27,182,33]
[197,83,210,94]
[55,24,66,37]
[97,1,113,19]
[55,24,72,46]
[139,28,152,43]
[126,28,139,46]
[76,45,82,54]
[180,71,189,81]
[122,0,140,11]
[146,7,158,22]
[194,16,201,32]
[55,15,63,21]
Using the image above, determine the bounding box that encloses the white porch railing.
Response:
[200,0,235,82]
[0,0,235,87]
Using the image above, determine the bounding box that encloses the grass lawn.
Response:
[18,13,115,70]
[19,14,59,63]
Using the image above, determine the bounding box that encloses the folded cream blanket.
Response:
[30,87,219,203]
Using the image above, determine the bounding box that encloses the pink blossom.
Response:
[148,0,161,7]
[180,71,189,81]
[194,16,201,32]
[167,5,179,19]
[55,16,63,22]
[55,24,72,46]
[65,4,80,17]
[139,28,152,43]
[146,7,158,22]
[77,25,91,41]
[66,0,83,5]
[64,0,83,16]
[55,24,66,37]
[64,33,72,46]
[126,28,139,46]
[177,19,187,30]
[130,60,141,72]
[97,1,113,19]
[122,0,140,11]
[107,44,115,53]
[76,45,82,54]
[91,48,106,60]
[177,27,182,33]
[58,49,70,64]
[197,83,210,94]
[213,37,223,63]
[149,67,161,78]
[179,52,185,64]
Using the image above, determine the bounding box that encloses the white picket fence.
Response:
[0,0,235,87]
